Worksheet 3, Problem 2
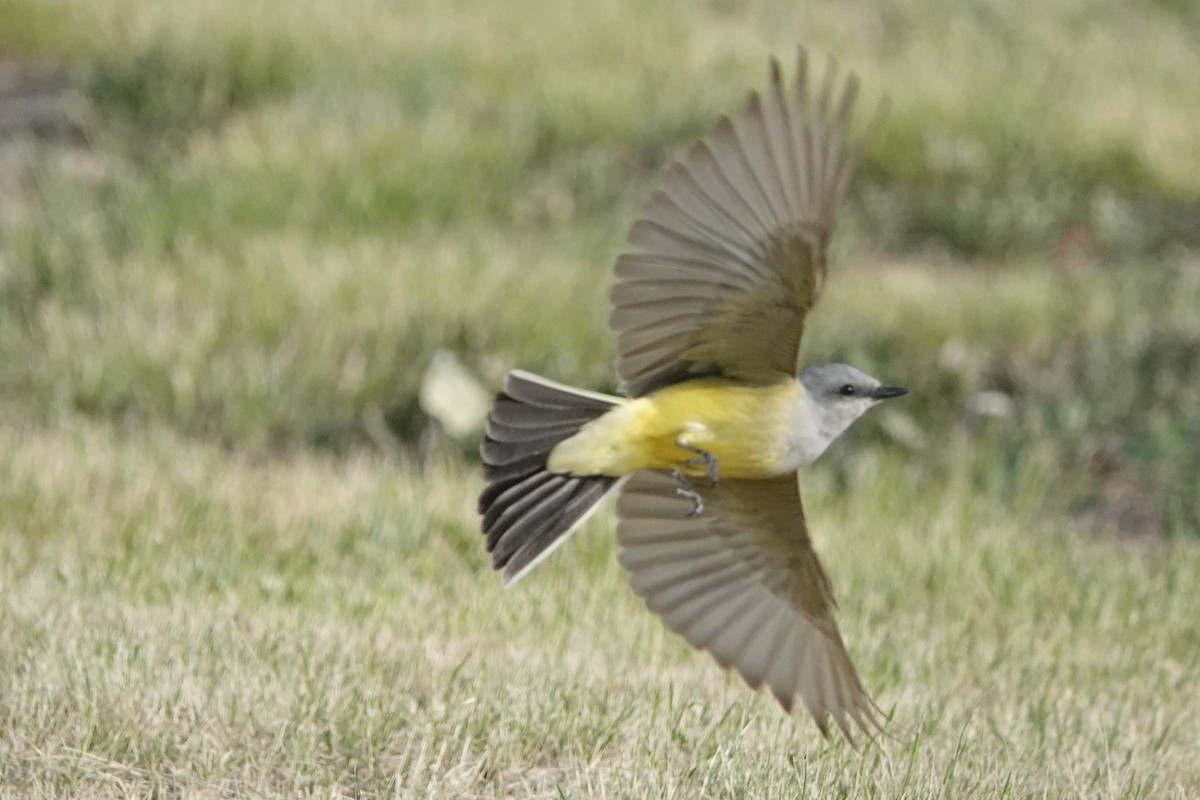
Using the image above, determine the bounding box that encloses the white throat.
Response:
[783,388,872,470]
[783,391,836,469]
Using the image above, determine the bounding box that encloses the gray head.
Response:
[798,363,908,443]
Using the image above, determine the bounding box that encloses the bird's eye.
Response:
[838,385,856,397]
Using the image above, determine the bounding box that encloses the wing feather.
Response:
[658,167,775,269]
[639,193,766,267]
[733,94,790,226]
[611,48,873,396]
[616,470,883,742]
[766,618,801,711]
[696,591,773,668]
[614,256,760,290]
[735,599,790,690]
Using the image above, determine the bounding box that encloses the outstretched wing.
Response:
[616,471,882,742]
[610,48,871,397]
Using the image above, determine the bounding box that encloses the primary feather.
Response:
[610,47,868,397]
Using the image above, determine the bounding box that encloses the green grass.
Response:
[1,0,1199,795]
[3,421,1198,797]
[3,0,1199,448]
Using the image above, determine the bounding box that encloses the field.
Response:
[1,0,1199,797]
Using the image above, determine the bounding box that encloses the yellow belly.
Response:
[547,378,801,479]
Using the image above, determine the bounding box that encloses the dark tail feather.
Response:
[479,370,619,583]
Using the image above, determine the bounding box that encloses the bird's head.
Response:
[798,363,908,442]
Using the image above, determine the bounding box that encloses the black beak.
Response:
[872,385,909,400]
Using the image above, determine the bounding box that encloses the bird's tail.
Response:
[479,370,621,583]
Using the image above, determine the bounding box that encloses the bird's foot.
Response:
[670,468,705,517]
[676,440,719,486]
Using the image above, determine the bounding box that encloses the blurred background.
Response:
[1,0,1198,796]
[2,0,1197,534]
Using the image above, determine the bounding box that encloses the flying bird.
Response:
[478,48,904,742]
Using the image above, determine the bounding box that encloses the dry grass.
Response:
[1,421,1198,797]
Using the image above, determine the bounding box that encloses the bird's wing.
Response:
[616,470,882,742]
[610,48,871,397]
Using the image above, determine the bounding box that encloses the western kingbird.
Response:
[478,49,906,742]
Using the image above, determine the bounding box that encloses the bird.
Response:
[478,47,905,742]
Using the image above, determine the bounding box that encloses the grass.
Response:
[2,421,1198,797]
[1,0,1199,796]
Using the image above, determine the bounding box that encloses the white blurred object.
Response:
[937,338,976,375]
[966,391,1016,420]
[879,409,926,450]
[419,350,491,438]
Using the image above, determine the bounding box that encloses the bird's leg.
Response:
[669,468,704,517]
[676,440,719,486]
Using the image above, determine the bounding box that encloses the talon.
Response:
[677,440,719,486]
[670,468,705,516]
[675,487,704,516]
